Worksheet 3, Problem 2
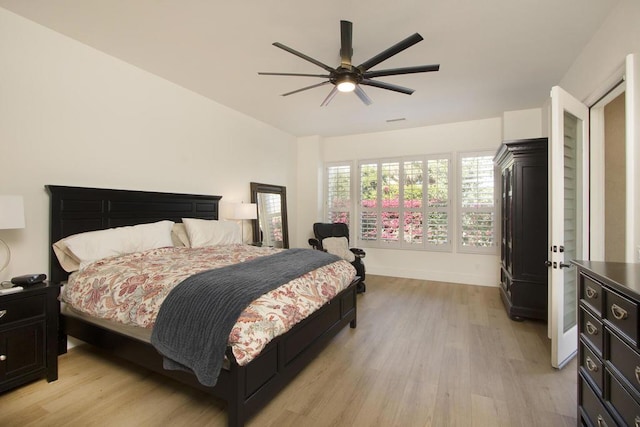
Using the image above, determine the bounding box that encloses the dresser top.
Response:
[572,260,640,299]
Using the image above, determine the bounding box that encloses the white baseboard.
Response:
[367,266,499,287]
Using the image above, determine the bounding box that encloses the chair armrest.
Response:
[350,248,366,258]
[308,238,322,250]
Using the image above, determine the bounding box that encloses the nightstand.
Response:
[0,282,60,393]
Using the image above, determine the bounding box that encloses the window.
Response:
[425,157,451,249]
[458,152,496,253]
[357,156,451,250]
[326,151,495,254]
[325,163,352,225]
[359,161,378,242]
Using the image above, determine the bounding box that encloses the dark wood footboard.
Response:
[61,280,357,426]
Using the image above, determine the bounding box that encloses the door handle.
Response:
[545,260,552,267]
[559,262,572,269]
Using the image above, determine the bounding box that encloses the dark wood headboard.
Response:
[46,185,222,284]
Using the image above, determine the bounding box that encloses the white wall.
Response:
[295,136,323,248]
[298,117,503,287]
[0,8,297,282]
[502,108,543,140]
[558,0,640,262]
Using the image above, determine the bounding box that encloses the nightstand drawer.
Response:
[606,289,639,347]
[0,294,45,324]
[0,321,45,381]
[580,274,603,316]
[581,307,604,356]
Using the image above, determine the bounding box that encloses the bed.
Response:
[47,185,358,427]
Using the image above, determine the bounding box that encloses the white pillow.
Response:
[171,223,191,247]
[182,218,241,247]
[322,237,356,262]
[56,220,174,270]
[52,239,81,273]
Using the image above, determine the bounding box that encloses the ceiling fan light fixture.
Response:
[259,20,440,105]
[336,75,356,92]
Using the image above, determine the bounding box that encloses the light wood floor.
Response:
[0,275,577,426]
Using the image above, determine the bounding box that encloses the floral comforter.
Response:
[61,245,356,365]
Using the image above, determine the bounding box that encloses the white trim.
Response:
[589,80,626,261]
[626,53,640,262]
[583,62,626,107]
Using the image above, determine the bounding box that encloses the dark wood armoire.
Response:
[494,138,548,321]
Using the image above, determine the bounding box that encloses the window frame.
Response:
[355,154,452,251]
[424,154,452,252]
[324,161,353,232]
[456,151,498,254]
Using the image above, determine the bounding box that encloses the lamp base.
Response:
[0,238,11,274]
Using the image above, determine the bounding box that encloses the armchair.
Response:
[308,222,366,293]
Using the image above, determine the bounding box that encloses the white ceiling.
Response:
[0,0,619,137]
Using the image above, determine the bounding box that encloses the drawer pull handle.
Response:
[611,304,628,320]
[586,357,598,372]
[635,416,640,427]
[586,286,598,299]
[0,309,6,318]
[586,321,598,335]
[597,414,608,427]
[0,354,6,361]
[635,366,640,384]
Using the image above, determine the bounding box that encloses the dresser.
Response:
[574,260,640,426]
[494,138,548,320]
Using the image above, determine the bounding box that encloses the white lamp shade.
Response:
[233,203,257,220]
[0,195,25,229]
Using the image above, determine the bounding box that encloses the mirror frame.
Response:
[250,182,289,249]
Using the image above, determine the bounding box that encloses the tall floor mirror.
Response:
[250,182,289,248]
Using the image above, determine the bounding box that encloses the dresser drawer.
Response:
[606,289,639,347]
[581,340,603,394]
[608,330,640,397]
[580,273,604,316]
[580,375,617,427]
[0,294,46,325]
[581,307,604,356]
[607,369,640,427]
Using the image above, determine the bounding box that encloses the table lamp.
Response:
[0,195,26,274]
[232,203,257,244]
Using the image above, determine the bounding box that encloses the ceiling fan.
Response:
[258,20,440,106]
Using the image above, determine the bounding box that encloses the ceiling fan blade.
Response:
[357,33,424,72]
[363,64,440,78]
[282,81,331,97]
[340,20,353,67]
[272,42,335,73]
[354,86,373,106]
[360,79,414,95]
[320,86,339,107]
[258,72,331,78]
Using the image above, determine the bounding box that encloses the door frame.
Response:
[587,53,640,263]
[589,80,625,261]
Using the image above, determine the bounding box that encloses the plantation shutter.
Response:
[459,154,496,253]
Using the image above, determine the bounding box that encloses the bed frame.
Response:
[47,185,358,427]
